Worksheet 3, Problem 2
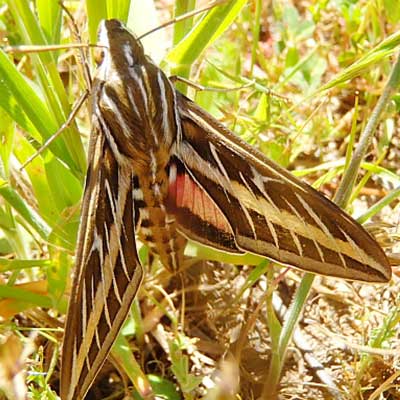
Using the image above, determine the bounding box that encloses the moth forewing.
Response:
[60,28,146,400]
[60,17,391,400]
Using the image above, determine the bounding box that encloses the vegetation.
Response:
[0,0,399,399]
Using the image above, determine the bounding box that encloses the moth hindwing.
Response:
[60,18,391,400]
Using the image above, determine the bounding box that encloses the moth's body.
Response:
[93,27,186,270]
[60,19,391,400]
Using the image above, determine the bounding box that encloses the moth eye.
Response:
[93,47,105,65]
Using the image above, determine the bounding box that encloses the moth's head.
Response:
[95,19,147,76]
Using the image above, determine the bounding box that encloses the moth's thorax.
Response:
[93,48,179,165]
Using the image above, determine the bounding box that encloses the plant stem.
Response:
[334,51,400,208]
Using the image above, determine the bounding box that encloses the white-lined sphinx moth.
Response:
[60,19,391,400]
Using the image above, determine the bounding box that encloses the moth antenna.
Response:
[170,74,256,93]
[60,1,93,89]
[205,59,292,103]
[20,91,88,171]
[138,0,229,40]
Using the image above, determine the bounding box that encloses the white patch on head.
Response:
[96,21,111,80]
[123,42,134,66]
[98,21,110,48]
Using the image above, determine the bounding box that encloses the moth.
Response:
[60,19,391,400]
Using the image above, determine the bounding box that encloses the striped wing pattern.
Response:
[60,122,143,399]
[169,95,391,282]
[60,19,391,400]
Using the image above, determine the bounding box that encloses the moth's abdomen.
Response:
[136,174,186,271]
[137,205,186,271]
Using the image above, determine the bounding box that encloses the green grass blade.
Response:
[166,0,247,77]
[319,30,400,93]
[0,50,58,143]
[173,0,196,45]
[0,285,52,309]
[0,184,51,239]
[36,0,62,44]
[0,258,51,273]
[107,0,130,21]
[8,0,86,177]
[87,0,108,43]
[0,110,14,178]
[112,334,154,398]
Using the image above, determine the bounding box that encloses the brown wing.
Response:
[168,93,391,283]
[60,127,143,400]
